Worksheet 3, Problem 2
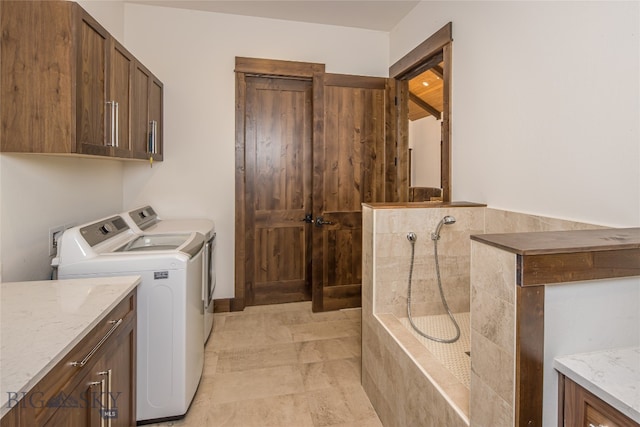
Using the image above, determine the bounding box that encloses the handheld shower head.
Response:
[431,215,456,240]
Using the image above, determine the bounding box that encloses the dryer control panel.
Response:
[80,216,130,247]
[128,206,158,230]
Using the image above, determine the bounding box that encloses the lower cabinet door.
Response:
[42,366,106,427]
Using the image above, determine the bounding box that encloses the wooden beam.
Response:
[431,65,444,79]
[409,91,441,119]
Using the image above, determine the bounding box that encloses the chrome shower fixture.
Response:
[407,232,417,242]
[431,215,456,241]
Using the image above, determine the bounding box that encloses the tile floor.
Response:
[148,302,383,427]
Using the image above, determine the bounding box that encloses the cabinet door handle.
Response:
[88,379,105,427]
[71,319,122,368]
[114,102,119,148]
[106,101,115,147]
[148,120,157,154]
[98,369,113,427]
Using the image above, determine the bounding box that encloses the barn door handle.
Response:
[315,216,333,227]
[300,214,313,223]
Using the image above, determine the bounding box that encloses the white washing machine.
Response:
[122,206,216,343]
[53,215,205,424]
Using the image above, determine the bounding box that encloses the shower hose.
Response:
[406,234,461,344]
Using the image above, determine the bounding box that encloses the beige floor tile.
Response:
[216,341,298,373]
[289,319,361,342]
[296,336,361,364]
[201,351,219,377]
[209,323,293,351]
[341,308,363,320]
[306,384,379,427]
[326,417,384,427]
[301,357,362,391]
[209,393,315,427]
[243,301,312,314]
[145,302,382,427]
[209,364,305,404]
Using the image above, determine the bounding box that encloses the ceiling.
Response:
[125,0,420,31]
[408,63,444,121]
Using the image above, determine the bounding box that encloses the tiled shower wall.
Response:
[372,207,484,318]
[362,204,603,426]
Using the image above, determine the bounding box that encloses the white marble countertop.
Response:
[554,347,640,423]
[0,276,140,417]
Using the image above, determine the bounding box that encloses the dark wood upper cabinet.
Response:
[131,61,164,161]
[1,1,163,161]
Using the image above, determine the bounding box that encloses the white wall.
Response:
[0,1,126,283]
[409,116,441,188]
[391,1,640,227]
[122,4,390,298]
[77,0,125,41]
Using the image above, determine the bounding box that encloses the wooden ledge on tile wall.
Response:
[471,228,640,286]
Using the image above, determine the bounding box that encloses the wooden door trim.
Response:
[389,22,453,202]
[311,71,325,312]
[389,22,452,79]
[235,57,324,77]
[234,57,325,312]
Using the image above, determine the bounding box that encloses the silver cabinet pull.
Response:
[106,101,116,147]
[148,120,157,154]
[71,319,122,368]
[88,379,105,427]
[114,102,119,148]
[98,369,113,427]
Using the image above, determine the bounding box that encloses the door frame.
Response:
[389,22,453,202]
[232,57,325,312]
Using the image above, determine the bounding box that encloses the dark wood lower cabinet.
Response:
[1,291,136,427]
[561,376,639,427]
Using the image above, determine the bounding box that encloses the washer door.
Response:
[116,233,193,253]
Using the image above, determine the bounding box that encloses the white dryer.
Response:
[53,215,204,424]
[122,206,216,343]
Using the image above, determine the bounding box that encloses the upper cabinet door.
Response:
[149,77,164,161]
[76,9,111,157]
[131,61,163,162]
[110,40,135,158]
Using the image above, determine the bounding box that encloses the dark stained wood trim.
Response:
[234,71,247,311]
[325,73,386,89]
[384,78,399,202]
[311,70,325,312]
[389,22,452,79]
[213,298,231,313]
[557,374,566,427]
[517,248,640,286]
[397,80,410,202]
[515,285,545,427]
[441,43,452,202]
[235,57,324,77]
[409,91,441,118]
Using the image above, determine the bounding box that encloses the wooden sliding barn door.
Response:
[312,74,387,312]
[243,75,313,305]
